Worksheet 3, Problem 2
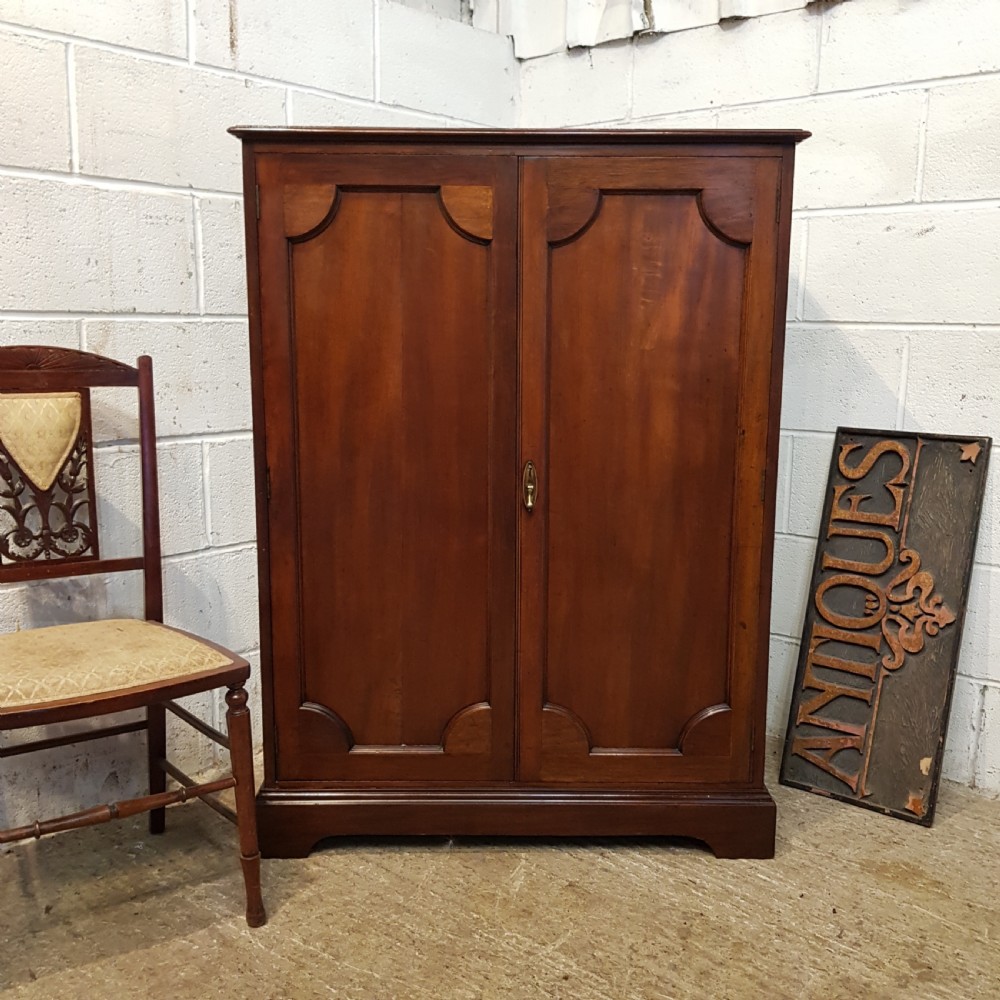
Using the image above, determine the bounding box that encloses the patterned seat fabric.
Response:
[0,619,234,711]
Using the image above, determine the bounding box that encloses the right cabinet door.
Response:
[518,152,784,785]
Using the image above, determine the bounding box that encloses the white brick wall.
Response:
[632,8,819,117]
[2,0,998,834]
[0,179,196,313]
[923,76,1000,202]
[74,48,287,191]
[197,198,251,314]
[83,320,253,436]
[805,211,1000,324]
[0,0,517,832]
[520,40,632,126]
[517,0,1000,794]
[0,0,189,56]
[195,0,375,96]
[817,0,1000,92]
[0,33,69,170]
[288,89,455,127]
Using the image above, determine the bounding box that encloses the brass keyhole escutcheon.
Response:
[522,460,537,512]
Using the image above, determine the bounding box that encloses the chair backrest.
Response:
[0,345,162,621]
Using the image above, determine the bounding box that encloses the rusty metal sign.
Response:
[780,428,991,824]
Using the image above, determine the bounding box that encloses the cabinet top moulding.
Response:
[228,127,811,147]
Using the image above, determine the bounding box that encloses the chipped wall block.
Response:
[648,0,721,33]
[718,0,810,18]
[502,0,567,58]
[648,0,816,33]
[493,0,823,55]
[472,0,501,32]
[565,0,646,49]
[397,0,474,24]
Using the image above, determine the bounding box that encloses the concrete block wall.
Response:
[521,0,1000,791]
[2,0,997,835]
[0,0,516,831]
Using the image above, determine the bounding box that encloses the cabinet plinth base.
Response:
[255,786,777,860]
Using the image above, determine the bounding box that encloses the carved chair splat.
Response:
[0,345,265,927]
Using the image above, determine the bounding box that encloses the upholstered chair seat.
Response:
[0,619,235,713]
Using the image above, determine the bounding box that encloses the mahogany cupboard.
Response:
[233,128,808,858]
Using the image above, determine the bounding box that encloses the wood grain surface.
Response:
[239,130,805,857]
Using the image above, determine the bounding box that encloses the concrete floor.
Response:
[2,749,999,1000]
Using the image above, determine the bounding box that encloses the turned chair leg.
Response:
[147,703,166,835]
[225,683,266,927]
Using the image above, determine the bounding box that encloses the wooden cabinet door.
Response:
[254,152,517,782]
[518,153,785,785]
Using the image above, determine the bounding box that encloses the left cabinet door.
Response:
[252,151,518,782]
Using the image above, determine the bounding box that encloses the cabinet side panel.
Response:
[293,190,492,745]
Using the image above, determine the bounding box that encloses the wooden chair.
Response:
[0,345,265,927]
